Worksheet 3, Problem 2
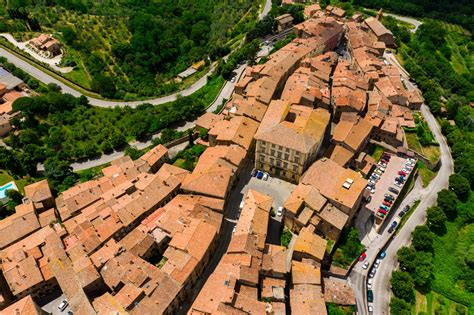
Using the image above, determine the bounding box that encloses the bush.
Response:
[281,229,292,248]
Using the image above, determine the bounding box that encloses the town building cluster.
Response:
[0,4,423,315]
[0,68,28,137]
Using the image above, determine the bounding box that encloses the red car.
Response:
[383,201,392,207]
[359,252,367,262]
[398,171,407,176]
[378,209,387,215]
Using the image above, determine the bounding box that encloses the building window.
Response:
[279,145,283,151]
[286,148,290,153]
[285,153,289,160]
[270,158,275,165]
[293,165,298,172]
[277,151,282,158]
[294,157,300,164]
[284,162,288,169]
[260,155,265,162]
[272,143,276,148]
[295,151,300,157]
[271,149,275,156]
[276,160,281,167]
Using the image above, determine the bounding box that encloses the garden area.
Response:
[331,227,365,269]
[405,113,440,164]
[172,144,206,171]
[327,303,356,315]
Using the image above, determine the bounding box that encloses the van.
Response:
[58,300,68,312]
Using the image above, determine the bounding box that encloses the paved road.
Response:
[349,104,453,314]
[384,13,423,33]
[0,33,73,73]
[0,0,272,108]
[260,0,272,20]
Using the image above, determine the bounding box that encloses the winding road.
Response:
[384,13,423,33]
[349,34,453,313]
[0,0,273,108]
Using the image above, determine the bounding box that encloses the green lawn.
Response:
[430,220,474,308]
[370,145,385,161]
[326,303,356,315]
[396,200,420,233]
[0,170,31,194]
[414,289,470,314]
[406,132,440,164]
[417,162,437,187]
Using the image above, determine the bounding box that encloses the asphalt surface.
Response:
[384,13,423,33]
[349,105,453,314]
[0,0,273,108]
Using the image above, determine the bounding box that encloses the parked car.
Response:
[368,304,374,313]
[239,201,245,209]
[277,206,283,216]
[382,154,391,160]
[251,168,257,177]
[398,210,406,218]
[369,268,376,278]
[367,278,373,289]
[230,76,236,83]
[384,194,394,200]
[368,182,375,187]
[383,201,392,207]
[367,289,374,302]
[384,197,393,203]
[366,195,372,203]
[262,172,269,181]
[256,171,264,179]
[232,226,236,234]
[398,171,407,176]
[58,300,68,312]
[375,169,383,175]
[370,188,376,194]
[394,182,403,188]
[404,205,410,211]
[359,252,367,262]
[380,204,390,211]
[378,209,387,215]
[389,187,399,194]
[379,251,386,259]
[388,221,398,233]
[374,259,381,268]
[362,261,369,269]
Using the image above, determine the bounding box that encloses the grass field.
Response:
[405,132,440,164]
[326,303,356,315]
[414,290,470,315]
[370,145,385,161]
[417,162,437,187]
[0,170,31,194]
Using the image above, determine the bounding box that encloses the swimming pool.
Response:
[0,181,18,199]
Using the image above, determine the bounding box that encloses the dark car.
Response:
[251,168,257,177]
[404,205,410,212]
[389,187,399,194]
[379,251,386,259]
[367,290,374,302]
[256,171,263,179]
[384,194,394,201]
[388,221,398,233]
[398,210,406,218]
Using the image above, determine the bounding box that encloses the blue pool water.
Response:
[0,182,17,199]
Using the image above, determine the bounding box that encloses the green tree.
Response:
[426,206,447,234]
[436,189,458,220]
[6,189,23,204]
[389,297,412,315]
[397,246,417,272]
[124,147,142,160]
[44,157,76,192]
[390,271,415,303]
[412,251,433,290]
[449,174,470,202]
[411,225,433,252]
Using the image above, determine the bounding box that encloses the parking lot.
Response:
[38,291,71,315]
[363,153,416,231]
[233,171,295,244]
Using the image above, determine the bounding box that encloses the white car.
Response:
[367,278,373,289]
[232,226,236,234]
[239,201,245,209]
[374,259,381,268]
[362,261,369,269]
[369,269,376,278]
[277,206,283,216]
[394,181,403,188]
[58,300,68,311]
[368,304,374,313]
[262,172,269,181]
[230,77,236,83]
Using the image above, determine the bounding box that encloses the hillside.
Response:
[0,0,262,98]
